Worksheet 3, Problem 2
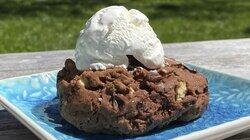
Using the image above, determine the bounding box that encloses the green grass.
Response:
[1,0,250,53]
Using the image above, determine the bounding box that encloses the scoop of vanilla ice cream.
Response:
[75,6,165,70]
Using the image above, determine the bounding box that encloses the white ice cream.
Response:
[75,6,165,70]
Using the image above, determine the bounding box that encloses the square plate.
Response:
[1,65,250,140]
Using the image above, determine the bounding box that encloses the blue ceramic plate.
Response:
[0,65,250,140]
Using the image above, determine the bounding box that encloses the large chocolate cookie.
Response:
[57,58,209,135]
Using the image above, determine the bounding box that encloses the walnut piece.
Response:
[78,77,89,88]
[175,81,187,101]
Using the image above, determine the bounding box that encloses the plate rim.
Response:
[174,116,250,140]
[0,95,57,140]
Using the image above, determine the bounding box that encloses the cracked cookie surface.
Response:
[57,58,209,135]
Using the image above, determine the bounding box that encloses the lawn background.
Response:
[1,0,250,54]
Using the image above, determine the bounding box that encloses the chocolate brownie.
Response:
[57,58,209,135]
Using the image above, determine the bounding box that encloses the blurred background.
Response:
[0,0,250,54]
